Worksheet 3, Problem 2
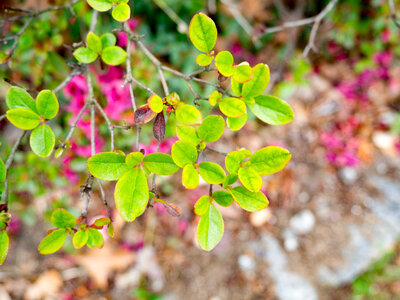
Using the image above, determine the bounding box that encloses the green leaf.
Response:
[112,2,131,22]
[223,173,238,188]
[171,141,197,168]
[86,32,102,53]
[38,228,67,255]
[126,152,143,167]
[225,149,251,174]
[212,190,234,207]
[218,97,246,118]
[196,54,213,66]
[194,195,211,216]
[6,87,38,113]
[249,95,294,125]
[238,167,262,192]
[176,125,200,146]
[72,230,88,249]
[182,164,199,189]
[51,208,76,229]
[87,228,103,248]
[100,33,116,49]
[198,162,226,184]
[198,115,225,143]
[230,186,269,211]
[231,80,243,96]
[232,63,253,83]
[227,114,247,131]
[143,153,179,175]
[215,51,234,77]
[0,159,6,183]
[87,0,112,11]
[101,46,127,66]
[148,95,163,113]
[176,104,203,125]
[87,152,129,181]
[242,64,270,97]
[93,217,111,227]
[35,90,59,119]
[6,108,40,130]
[197,204,224,251]
[30,124,55,157]
[249,146,291,175]
[114,168,149,222]
[73,47,98,64]
[0,231,9,265]
[208,90,222,106]
[189,13,217,53]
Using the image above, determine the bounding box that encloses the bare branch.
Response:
[388,0,400,28]
[205,146,227,156]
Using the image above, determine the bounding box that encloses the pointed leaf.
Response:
[51,208,76,228]
[30,124,55,157]
[87,152,129,181]
[189,13,217,53]
[6,87,37,113]
[230,186,269,212]
[249,95,294,125]
[6,108,40,130]
[249,146,291,175]
[38,228,67,255]
[143,153,179,175]
[198,115,225,143]
[198,162,226,184]
[197,204,224,251]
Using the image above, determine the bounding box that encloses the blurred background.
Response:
[1,0,400,299]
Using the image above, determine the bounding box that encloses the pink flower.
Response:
[116,19,139,48]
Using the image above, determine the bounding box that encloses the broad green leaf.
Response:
[87,0,112,11]
[198,162,226,184]
[143,153,179,175]
[208,90,222,106]
[87,228,104,248]
[225,149,251,174]
[249,146,291,175]
[176,125,200,146]
[171,141,197,168]
[215,51,234,77]
[213,190,234,207]
[38,228,67,255]
[189,13,217,53]
[112,2,131,22]
[0,159,6,183]
[30,124,55,157]
[223,173,238,188]
[73,47,98,64]
[196,53,213,66]
[232,63,253,83]
[227,114,247,131]
[218,97,246,118]
[242,64,270,97]
[73,230,88,249]
[148,95,163,113]
[182,164,199,189]
[249,95,294,125]
[198,115,225,143]
[231,80,243,96]
[86,32,102,53]
[101,46,127,65]
[197,204,224,251]
[194,195,211,216]
[87,152,129,181]
[230,186,269,211]
[238,167,262,192]
[51,208,76,229]
[0,231,9,265]
[176,104,202,125]
[35,90,59,119]
[6,108,40,130]
[114,168,149,222]
[6,87,37,113]
[100,33,116,49]
[126,152,143,167]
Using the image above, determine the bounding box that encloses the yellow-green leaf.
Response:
[196,53,213,66]
[171,140,197,168]
[227,114,247,131]
[87,152,129,181]
[198,162,226,184]
[6,108,40,130]
[30,124,55,157]
[182,164,199,189]
[38,228,67,255]
[215,51,234,77]
[249,95,294,125]
[242,64,270,97]
[143,153,179,175]
[189,13,217,53]
[112,2,131,22]
[197,204,224,251]
[198,115,225,143]
[6,87,38,113]
[218,97,246,118]
[0,231,9,265]
[232,63,253,83]
[238,167,262,192]
[230,186,269,212]
[194,195,211,216]
[36,90,59,119]
[176,104,203,125]
[148,95,163,113]
[249,146,291,175]
[73,230,88,249]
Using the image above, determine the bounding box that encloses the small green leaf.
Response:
[227,114,247,131]
[194,195,211,216]
[0,231,9,265]
[93,217,111,227]
[238,167,262,192]
[6,87,38,113]
[196,53,213,66]
[176,104,203,125]
[54,148,64,159]
[197,204,224,251]
[126,152,143,167]
[143,153,179,175]
[30,124,55,157]
[182,164,199,189]
[87,228,103,248]
[6,108,40,130]
[176,125,200,146]
[171,141,197,168]
[101,46,127,65]
[114,168,149,222]
[100,33,116,49]
[232,63,253,83]
[212,190,234,207]
[218,97,246,118]
[215,51,234,77]
[0,159,6,183]
[198,162,226,184]
[73,230,88,249]
[225,149,251,174]
[249,95,294,125]
[73,47,98,64]
[38,228,67,255]
[35,90,59,119]
[242,64,270,97]
[230,186,269,212]
[189,13,217,53]
[148,95,163,113]
[223,173,238,188]
[86,32,102,53]
[87,152,129,181]
[87,0,113,11]
[51,208,76,229]
[231,80,243,96]
[112,2,131,22]
[198,115,225,143]
[249,146,291,175]
[208,90,222,106]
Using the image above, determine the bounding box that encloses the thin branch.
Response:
[3,17,33,59]
[53,66,85,94]
[0,114,6,122]
[388,0,400,28]
[124,22,137,111]
[152,0,188,33]
[59,101,89,149]
[93,101,114,151]
[95,178,112,220]
[205,146,227,156]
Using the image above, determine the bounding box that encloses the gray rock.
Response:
[290,210,315,235]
